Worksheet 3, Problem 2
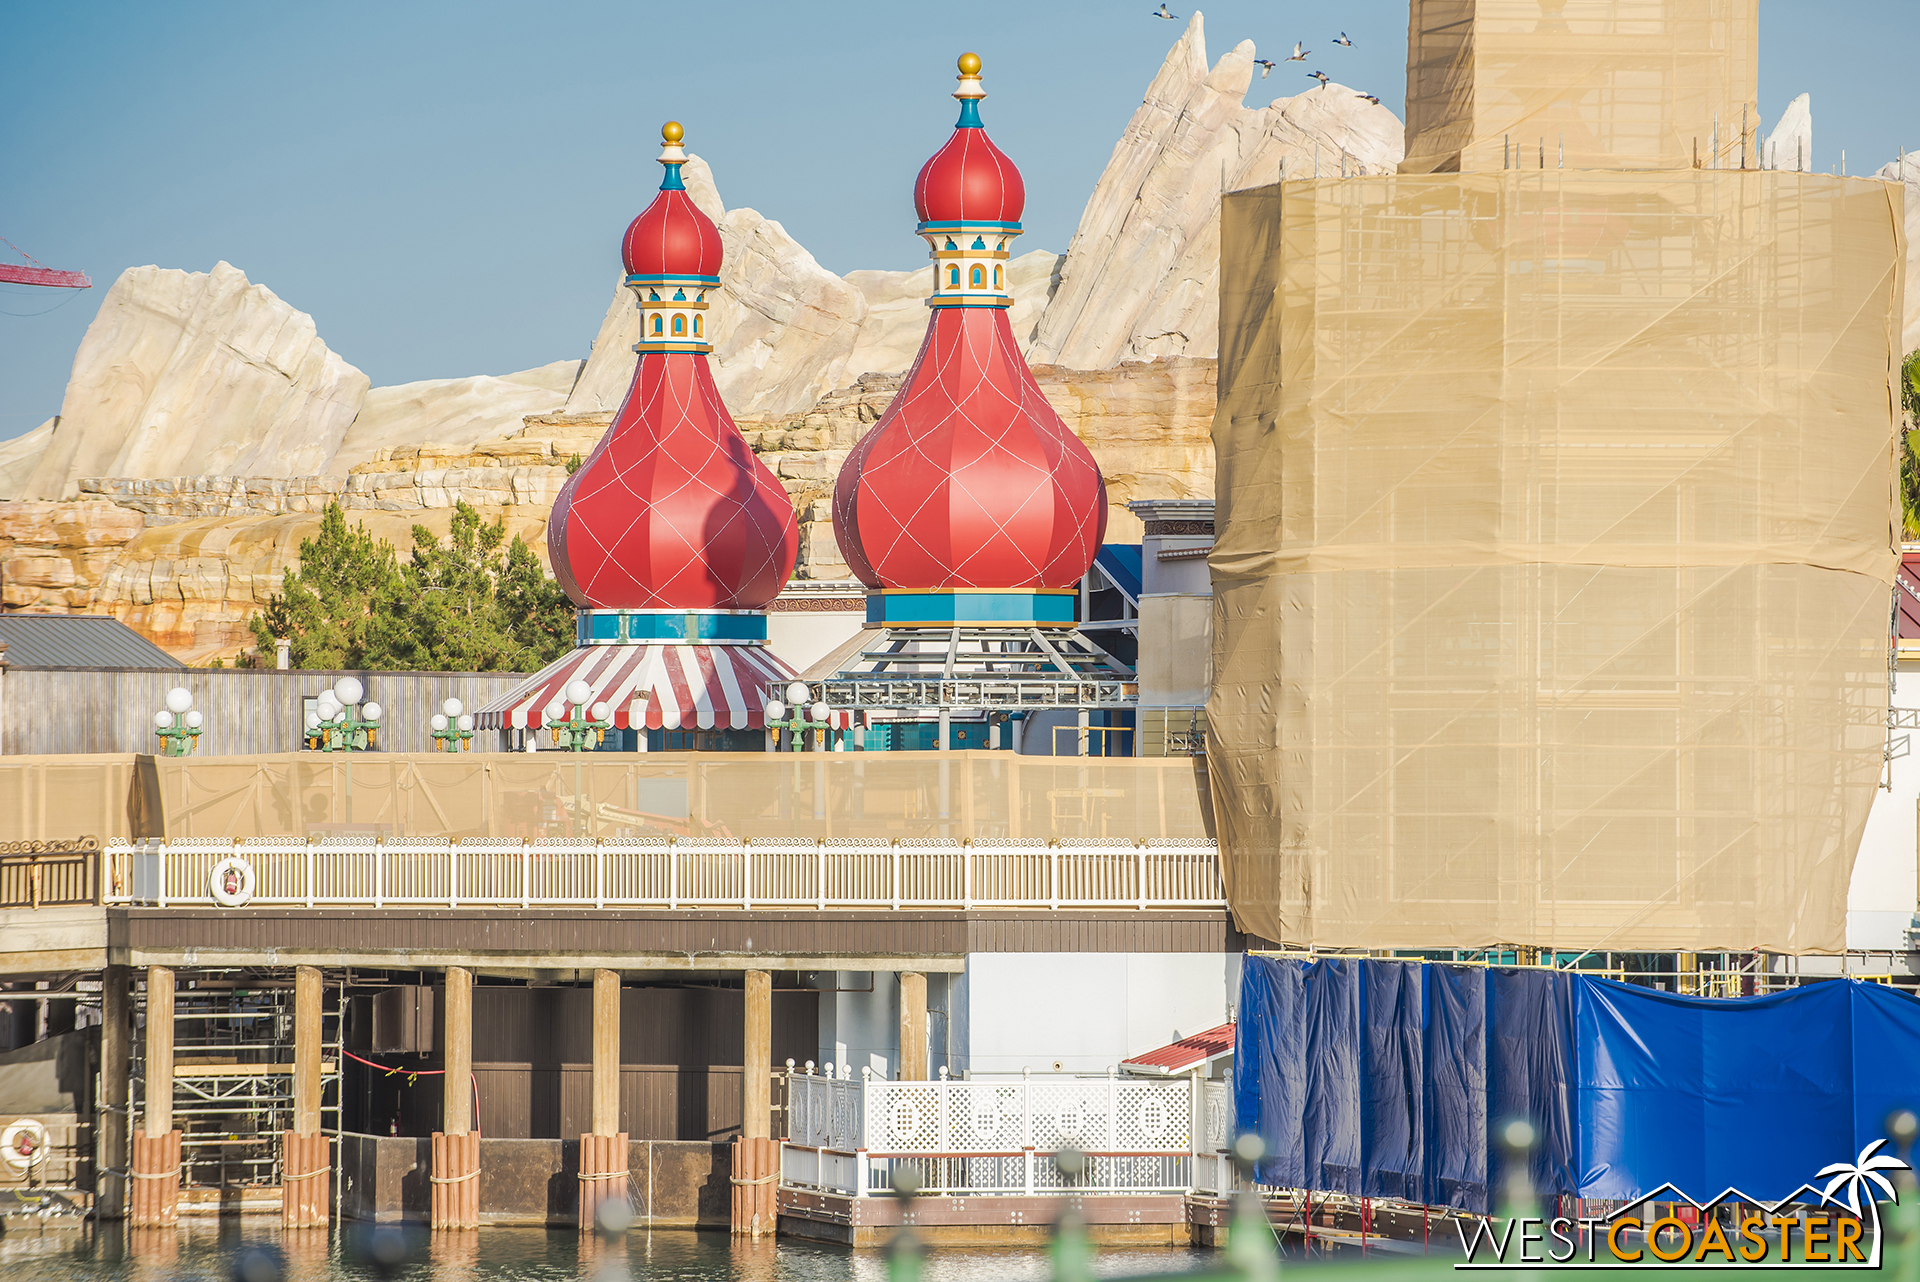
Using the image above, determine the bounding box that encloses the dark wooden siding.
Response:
[350,983,815,1142]
[122,908,1238,957]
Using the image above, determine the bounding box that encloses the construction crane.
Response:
[0,234,90,289]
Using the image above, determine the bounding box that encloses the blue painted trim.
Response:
[866,590,1077,627]
[927,300,1012,310]
[955,99,983,128]
[659,161,686,191]
[626,274,721,286]
[576,609,769,645]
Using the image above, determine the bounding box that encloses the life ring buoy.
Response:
[1,1119,48,1172]
[209,855,255,907]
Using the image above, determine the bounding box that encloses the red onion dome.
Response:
[548,354,797,610]
[832,306,1106,590]
[622,120,723,278]
[912,53,1026,225]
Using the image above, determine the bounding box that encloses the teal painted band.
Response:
[576,609,768,645]
[916,220,1021,234]
[928,300,1012,310]
[866,591,1077,627]
[626,274,721,286]
[955,99,983,129]
[659,162,686,191]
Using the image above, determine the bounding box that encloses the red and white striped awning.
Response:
[474,643,824,732]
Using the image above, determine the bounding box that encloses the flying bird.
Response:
[1334,31,1354,46]
[1151,3,1177,17]
[1253,58,1276,77]
[1285,42,1310,61]
[1309,70,1331,87]
[1356,93,1380,104]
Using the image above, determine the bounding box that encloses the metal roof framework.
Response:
[798,623,1137,716]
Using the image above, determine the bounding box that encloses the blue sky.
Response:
[2,0,1913,442]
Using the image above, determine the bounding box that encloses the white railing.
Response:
[783,1066,1205,1197]
[100,836,1222,911]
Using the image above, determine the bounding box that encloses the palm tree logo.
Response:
[1816,1138,1907,1217]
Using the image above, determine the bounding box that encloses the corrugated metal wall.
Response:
[0,668,528,756]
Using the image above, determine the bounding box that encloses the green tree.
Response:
[1902,350,1920,539]
[249,502,574,671]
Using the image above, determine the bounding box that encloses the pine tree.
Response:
[249,502,574,671]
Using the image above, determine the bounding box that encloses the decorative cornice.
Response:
[1144,519,1215,537]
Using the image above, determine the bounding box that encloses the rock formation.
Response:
[1028,13,1404,368]
[21,263,371,500]
[1765,92,1813,173]
[0,10,1375,658]
[329,359,581,468]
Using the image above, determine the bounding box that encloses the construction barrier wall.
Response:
[1401,0,1759,176]
[0,752,1212,844]
[1210,171,1904,952]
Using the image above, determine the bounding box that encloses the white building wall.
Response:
[1852,655,1919,950]
[958,952,1240,1077]
[767,609,864,677]
[816,971,898,1079]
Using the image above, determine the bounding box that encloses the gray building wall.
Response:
[0,668,530,756]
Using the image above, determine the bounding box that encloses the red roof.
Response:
[832,305,1106,590]
[1899,553,1920,640]
[914,124,1025,225]
[622,187,722,278]
[1120,1021,1236,1076]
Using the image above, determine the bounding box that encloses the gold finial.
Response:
[662,120,685,145]
[957,52,982,76]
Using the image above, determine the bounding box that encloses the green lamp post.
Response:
[152,686,203,757]
[305,676,382,752]
[543,679,612,752]
[431,697,475,752]
[764,681,837,752]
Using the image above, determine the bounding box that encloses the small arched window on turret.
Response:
[948,265,960,287]
[970,265,984,288]
[972,236,986,250]
[672,314,687,336]
[945,238,958,250]
[673,288,687,300]
[693,315,702,337]
[649,289,661,301]
[651,315,664,335]
[994,265,1003,289]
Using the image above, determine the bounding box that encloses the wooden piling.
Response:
[577,1131,630,1230]
[128,1129,180,1226]
[729,1135,778,1236]
[431,1130,479,1229]
[280,1131,330,1227]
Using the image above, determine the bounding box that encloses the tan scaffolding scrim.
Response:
[0,752,1214,844]
[1401,0,1760,176]
[1208,170,1904,953]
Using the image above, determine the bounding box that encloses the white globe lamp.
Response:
[565,679,592,707]
[184,710,203,729]
[764,699,786,723]
[443,697,464,718]
[153,711,173,729]
[361,701,383,723]
[431,714,449,732]
[786,681,810,705]
[456,714,474,732]
[332,676,364,706]
[165,687,194,714]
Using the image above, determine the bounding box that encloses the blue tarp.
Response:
[1236,956,1920,1209]
[1094,544,1143,603]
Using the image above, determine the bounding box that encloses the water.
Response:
[1,1222,1218,1282]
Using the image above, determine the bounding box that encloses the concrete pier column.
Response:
[742,970,771,1139]
[578,968,629,1230]
[1076,709,1090,756]
[130,966,179,1226]
[97,965,131,1220]
[432,966,477,1229]
[283,965,329,1227]
[898,972,928,1081]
